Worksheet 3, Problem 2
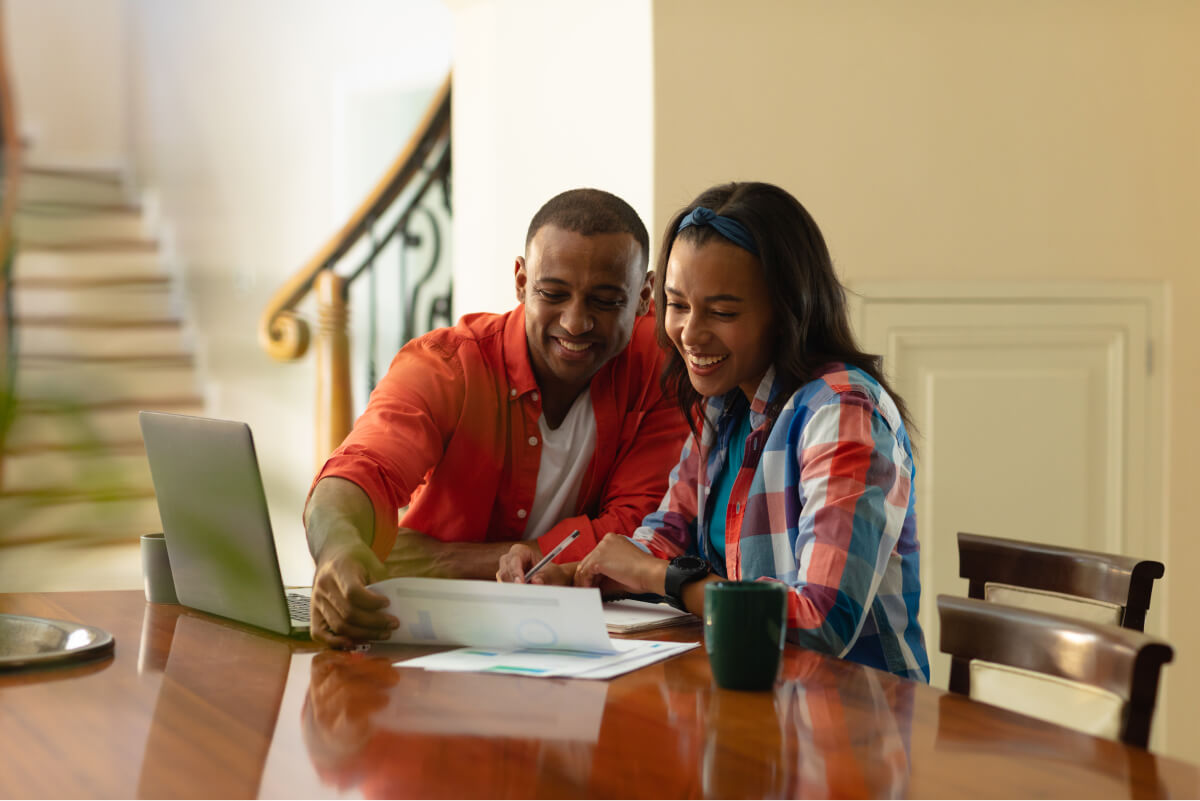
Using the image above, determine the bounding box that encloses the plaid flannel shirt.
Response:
[633,363,929,682]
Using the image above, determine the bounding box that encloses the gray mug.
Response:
[140,533,178,604]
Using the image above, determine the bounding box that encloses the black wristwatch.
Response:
[664,555,710,605]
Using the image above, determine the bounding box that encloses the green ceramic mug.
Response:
[704,580,786,690]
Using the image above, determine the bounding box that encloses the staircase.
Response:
[0,167,203,591]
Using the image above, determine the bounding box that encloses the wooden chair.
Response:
[938,594,1173,748]
[957,532,1164,631]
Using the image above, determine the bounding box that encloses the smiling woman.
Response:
[506,182,930,683]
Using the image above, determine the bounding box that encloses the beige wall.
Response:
[654,0,1199,763]
[448,0,654,315]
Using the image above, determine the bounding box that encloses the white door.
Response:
[850,282,1165,690]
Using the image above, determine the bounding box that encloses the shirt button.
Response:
[532,391,539,402]
[517,509,527,519]
[510,388,517,397]
[528,436,538,447]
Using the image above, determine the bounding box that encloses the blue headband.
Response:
[676,206,759,256]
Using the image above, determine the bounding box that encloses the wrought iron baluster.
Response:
[366,215,379,396]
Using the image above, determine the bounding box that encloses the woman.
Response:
[501,182,928,682]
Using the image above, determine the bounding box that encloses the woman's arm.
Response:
[778,390,912,656]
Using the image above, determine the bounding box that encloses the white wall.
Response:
[448,0,654,316]
[6,0,128,167]
[125,0,452,582]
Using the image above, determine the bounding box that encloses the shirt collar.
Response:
[703,364,781,432]
[502,305,541,400]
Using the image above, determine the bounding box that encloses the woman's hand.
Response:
[574,533,668,598]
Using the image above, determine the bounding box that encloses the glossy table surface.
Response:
[0,590,1196,798]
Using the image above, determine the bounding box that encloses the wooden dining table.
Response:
[0,589,1195,798]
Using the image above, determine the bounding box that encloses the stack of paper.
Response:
[367,577,699,680]
[603,599,698,633]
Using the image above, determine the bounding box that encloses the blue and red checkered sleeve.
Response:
[775,389,912,656]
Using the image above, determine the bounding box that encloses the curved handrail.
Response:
[258,72,451,362]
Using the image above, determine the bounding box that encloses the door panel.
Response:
[850,285,1161,693]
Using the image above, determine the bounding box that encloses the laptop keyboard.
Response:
[287,592,311,623]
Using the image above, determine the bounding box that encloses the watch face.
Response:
[670,555,710,583]
[666,555,711,602]
[672,555,706,572]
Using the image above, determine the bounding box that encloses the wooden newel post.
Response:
[314,270,353,470]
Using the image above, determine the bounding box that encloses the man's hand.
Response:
[496,541,576,585]
[574,532,667,598]
[310,540,397,648]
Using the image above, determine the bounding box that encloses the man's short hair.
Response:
[524,188,650,270]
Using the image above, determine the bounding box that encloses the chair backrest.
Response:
[957,532,1164,631]
[938,594,1173,748]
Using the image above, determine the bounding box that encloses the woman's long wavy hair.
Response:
[654,181,913,438]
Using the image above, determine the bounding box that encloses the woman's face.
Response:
[663,236,776,402]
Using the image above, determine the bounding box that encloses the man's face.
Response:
[516,225,651,402]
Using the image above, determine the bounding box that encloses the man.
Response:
[305,188,688,647]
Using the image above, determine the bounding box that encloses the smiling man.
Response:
[303,188,688,646]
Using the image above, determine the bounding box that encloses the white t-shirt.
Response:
[524,388,597,540]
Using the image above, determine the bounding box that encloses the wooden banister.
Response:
[314,270,351,466]
[259,71,451,467]
[257,72,451,363]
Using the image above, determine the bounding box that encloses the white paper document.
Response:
[397,639,699,680]
[368,577,699,679]
[368,577,623,651]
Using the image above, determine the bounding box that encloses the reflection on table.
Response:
[299,643,917,798]
[0,590,1197,799]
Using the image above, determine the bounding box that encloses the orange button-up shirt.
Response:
[313,306,688,563]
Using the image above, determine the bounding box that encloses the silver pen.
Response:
[524,529,581,581]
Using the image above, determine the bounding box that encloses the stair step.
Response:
[18,166,130,207]
[12,282,175,320]
[17,395,204,414]
[15,362,198,405]
[17,238,158,253]
[17,322,189,358]
[4,399,203,450]
[14,275,169,289]
[20,198,141,215]
[16,315,181,328]
[14,248,164,279]
[4,438,145,456]
[0,493,161,550]
[2,449,153,494]
[0,540,145,592]
[15,208,148,242]
[20,353,192,367]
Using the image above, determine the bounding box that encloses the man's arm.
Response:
[384,530,526,580]
[314,338,466,561]
[305,476,396,647]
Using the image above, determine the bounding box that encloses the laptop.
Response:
[138,411,312,638]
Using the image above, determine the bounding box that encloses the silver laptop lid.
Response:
[138,411,298,637]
